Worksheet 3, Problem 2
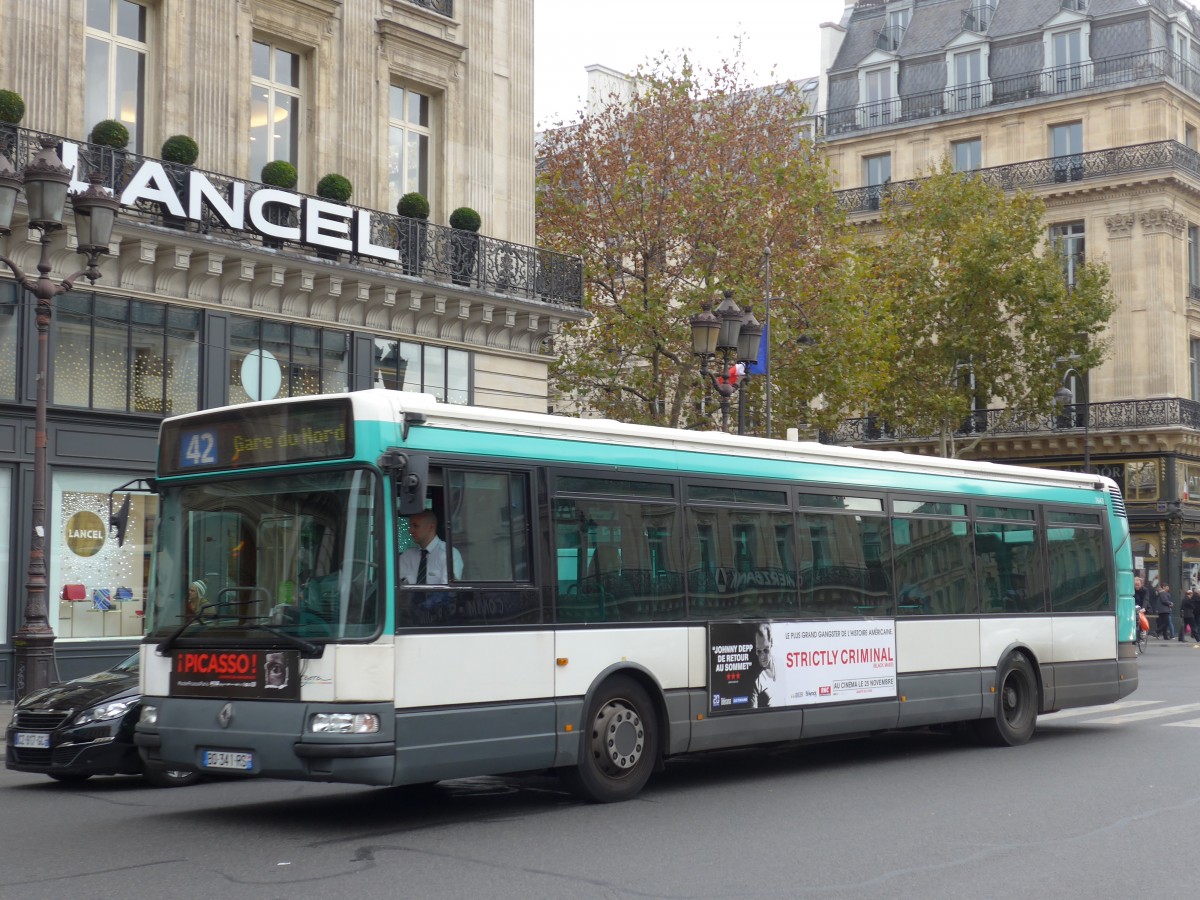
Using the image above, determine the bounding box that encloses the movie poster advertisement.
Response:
[709,620,897,715]
[170,649,300,700]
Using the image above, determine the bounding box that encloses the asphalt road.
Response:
[1,640,1197,900]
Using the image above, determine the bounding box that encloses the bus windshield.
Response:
[148,469,381,642]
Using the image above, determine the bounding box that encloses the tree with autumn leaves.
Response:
[829,163,1114,456]
[537,54,845,430]
[537,54,1115,453]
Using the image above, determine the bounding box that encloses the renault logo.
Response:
[218,703,233,729]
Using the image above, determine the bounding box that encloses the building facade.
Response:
[817,0,1200,597]
[0,0,585,689]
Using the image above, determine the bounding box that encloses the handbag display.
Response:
[61,584,87,602]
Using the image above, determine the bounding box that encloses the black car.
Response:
[5,650,198,787]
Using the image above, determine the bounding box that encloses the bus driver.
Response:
[399,510,463,585]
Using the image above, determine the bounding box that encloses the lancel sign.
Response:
[65,510,107,557]
[60,142,402,262]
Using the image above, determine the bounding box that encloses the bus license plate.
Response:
[14,732,50,749]
[201,750,253,771]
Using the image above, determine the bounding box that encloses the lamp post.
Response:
[0,137,120,698]
[1054,362,1090,474]
[689,290,761,434]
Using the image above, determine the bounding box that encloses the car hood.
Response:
[17,671,139,712]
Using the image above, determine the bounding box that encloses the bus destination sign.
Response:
[159,399,353,476]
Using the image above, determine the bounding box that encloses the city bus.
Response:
[133,389,1137,802]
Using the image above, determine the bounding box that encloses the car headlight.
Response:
[139,705,158,726]
[74,697,139,726]
[309,713,380,734]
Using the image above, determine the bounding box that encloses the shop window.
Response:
[50,471,155,640]
[388,84,432,212]
[0,283,16,399]
[228,314,349,404]
[85,0,147,153]
[51,293,200,415]
[0,469,9,643]
[373,339,470,404]
[250,38,301,179]
[1125,460,1159,501]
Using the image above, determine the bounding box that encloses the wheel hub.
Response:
[593,701,644,773]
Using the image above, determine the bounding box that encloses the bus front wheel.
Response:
[564,675,658,803]
[975,653,1038,747]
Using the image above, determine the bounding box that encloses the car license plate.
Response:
[201,750,253,771]
[14,732,50,749]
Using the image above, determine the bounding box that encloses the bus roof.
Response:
[164,389,1114,497]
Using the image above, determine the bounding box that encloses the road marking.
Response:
[1163,718,1200,728]
[1042,700,1161,721]
[1084,702,1200,725]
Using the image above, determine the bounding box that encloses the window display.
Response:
[50,471,155,639]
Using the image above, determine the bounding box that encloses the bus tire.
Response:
[564,675,658,803]
[974,653,1038,747]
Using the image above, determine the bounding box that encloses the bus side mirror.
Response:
[109,494,131,548]
[397,455,428,517]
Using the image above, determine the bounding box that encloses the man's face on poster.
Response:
[265,653,288,689]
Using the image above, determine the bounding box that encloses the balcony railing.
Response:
[962,2,995,34]
[876,24,905,52]
[819,397,1200,445]
[407,0,453,18]
[0,123,583,307]
[821,48,1197,138]
[835,139,1200,214]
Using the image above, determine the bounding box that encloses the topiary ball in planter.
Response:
[316,173,352,203]
[449,206,481,232]
[161,134,199,166]
[397,191,430,220]
[261,159,298,189]
[0,89,24,125]
[90,118,130,149]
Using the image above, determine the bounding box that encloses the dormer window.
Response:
[878,6,910,51]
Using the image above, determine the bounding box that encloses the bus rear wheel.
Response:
[975,653,1038,747]
[564,676,658,803]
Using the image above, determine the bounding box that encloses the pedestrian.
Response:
[1182,587,1200,643]
[1156,582,1174,640]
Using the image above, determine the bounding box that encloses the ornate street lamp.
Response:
[0,137,120,698]
[690,290,760,434]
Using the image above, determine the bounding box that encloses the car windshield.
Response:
[113,652,140,674]
[148,468,381,642]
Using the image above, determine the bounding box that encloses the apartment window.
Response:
[1050,221,1086,287]
[952,138,982,172]
[951,50,985,110]
[1190,225,1200,294]
[864,153,892,186]
[0,282,15,399]
[388,85,431,211]
[1191,337,1200,401]
[373,339,470,405]
[250,40,301,179]
[1187,124,1198,150]
[1049,28,1086,93]
[85,0,147,153]
[1050,121,1083,182]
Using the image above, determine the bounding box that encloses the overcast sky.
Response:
[534,0,847,126]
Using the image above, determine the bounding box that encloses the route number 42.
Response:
[182,430,217,467]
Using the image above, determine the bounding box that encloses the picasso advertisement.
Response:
[709,620,897,714]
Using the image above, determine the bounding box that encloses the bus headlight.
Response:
[139,705,159,726]
[310,713,380,734]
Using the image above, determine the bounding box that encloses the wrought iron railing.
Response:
[834,139,1200,214]
[820,48,1197,138]
[407,0,453,18]
[819,397,1200,445]
[0,124,583,307]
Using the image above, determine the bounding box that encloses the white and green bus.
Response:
[134,390,1137,802]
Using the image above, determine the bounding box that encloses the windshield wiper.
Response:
[156,599,242,655]
[244,622,321,657]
